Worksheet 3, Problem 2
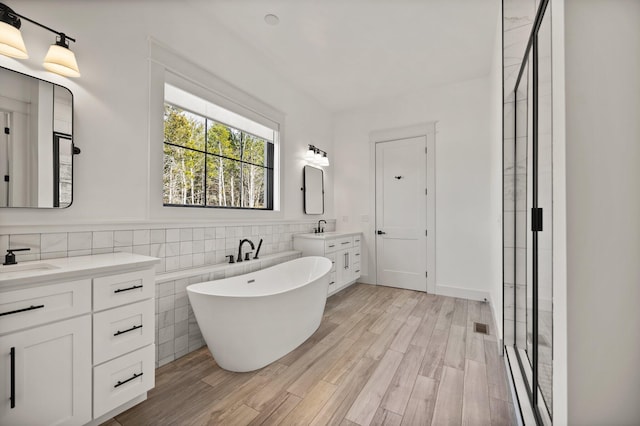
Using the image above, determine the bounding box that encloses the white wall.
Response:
[333,75,502,303]
[564,0,640,423]
[0,1,334,229]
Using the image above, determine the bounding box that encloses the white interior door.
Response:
[375,136,427,292]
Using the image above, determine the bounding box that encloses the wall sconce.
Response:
[305,144,329,167]
[0,2,80,77]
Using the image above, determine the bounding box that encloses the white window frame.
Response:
[148,39,284,221]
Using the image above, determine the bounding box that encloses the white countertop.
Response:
[293,231,362,240]
[0,252,160,289]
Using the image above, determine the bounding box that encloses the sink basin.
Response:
[0,262,59,275]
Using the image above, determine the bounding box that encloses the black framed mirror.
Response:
[0,66,77,208]
[303,165,324,214]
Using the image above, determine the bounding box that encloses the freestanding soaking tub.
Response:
[186,256,332,372]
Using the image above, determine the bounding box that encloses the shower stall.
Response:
[503,0,553,423]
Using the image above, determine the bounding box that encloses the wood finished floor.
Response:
[105,284,516,426]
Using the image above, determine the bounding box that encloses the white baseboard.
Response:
[435,284,490,301]
[358,274,376,285]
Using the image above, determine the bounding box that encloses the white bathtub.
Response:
[186,256,332,372]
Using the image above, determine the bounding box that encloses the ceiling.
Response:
[187,0,499,112]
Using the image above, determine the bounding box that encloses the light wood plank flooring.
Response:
[104,284,516,426]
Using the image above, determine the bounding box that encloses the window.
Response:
[163,84,276,210]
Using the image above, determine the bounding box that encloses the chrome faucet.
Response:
[237,239,255,262]
[316,220,327,233]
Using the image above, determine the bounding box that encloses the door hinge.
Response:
[425,188,428,195]
[425,229,428,236]
[4,175,9,182]
[4,127,9,135]
[425,147,427,154]
[531,207,543,232]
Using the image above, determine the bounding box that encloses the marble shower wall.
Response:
[503,0,537,346]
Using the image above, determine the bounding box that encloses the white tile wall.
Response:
[2,220,334,266]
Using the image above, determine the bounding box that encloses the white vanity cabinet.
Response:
[294,232,362,296]
[91,268,156,419]
[0,253,158,426]
[0,315,92,426]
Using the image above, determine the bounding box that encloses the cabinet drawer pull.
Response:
[10,347,15,409]
[355,270,360,273]
[114,372,143,388]
[0,304,45,317]
[328,244,335,248]
[341,241,350,245]
[114,284,143,294]
[114,324,143,336]
[329,281,335,285]
[355,253,360,256]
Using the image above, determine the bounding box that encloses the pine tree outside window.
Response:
[163,85,275,210]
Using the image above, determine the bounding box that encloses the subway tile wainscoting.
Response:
[0,220,336,365]
[0,221,335,267]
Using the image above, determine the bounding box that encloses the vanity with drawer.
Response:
[293,232,362,296]
[0,252,159,426]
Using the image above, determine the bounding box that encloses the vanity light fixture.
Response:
[305,145,317,161]
[0,5,27,58]
[0,2,80,77]
[318,151,329,167]
[306,144,330,167]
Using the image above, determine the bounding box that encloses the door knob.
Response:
[377,230,386,235]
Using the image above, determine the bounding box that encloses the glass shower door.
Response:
[536,7,553,420]
[511,0,553,423]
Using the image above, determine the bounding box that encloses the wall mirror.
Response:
[303,165,324,214]
[0,66,77,208]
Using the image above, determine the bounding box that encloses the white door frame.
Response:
[369,122,437,293]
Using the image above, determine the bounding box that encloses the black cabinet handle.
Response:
[329,281,335,285]
[355,253,360,256]
[341,241,350,245]
[328,244,335,248]
[0,304,45,317]
[355,270,361,273]
[10,347,15,409]
[114,324,143,336]
[114,284,143,294]
[114,372,143,388]
[377,230,386,235]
